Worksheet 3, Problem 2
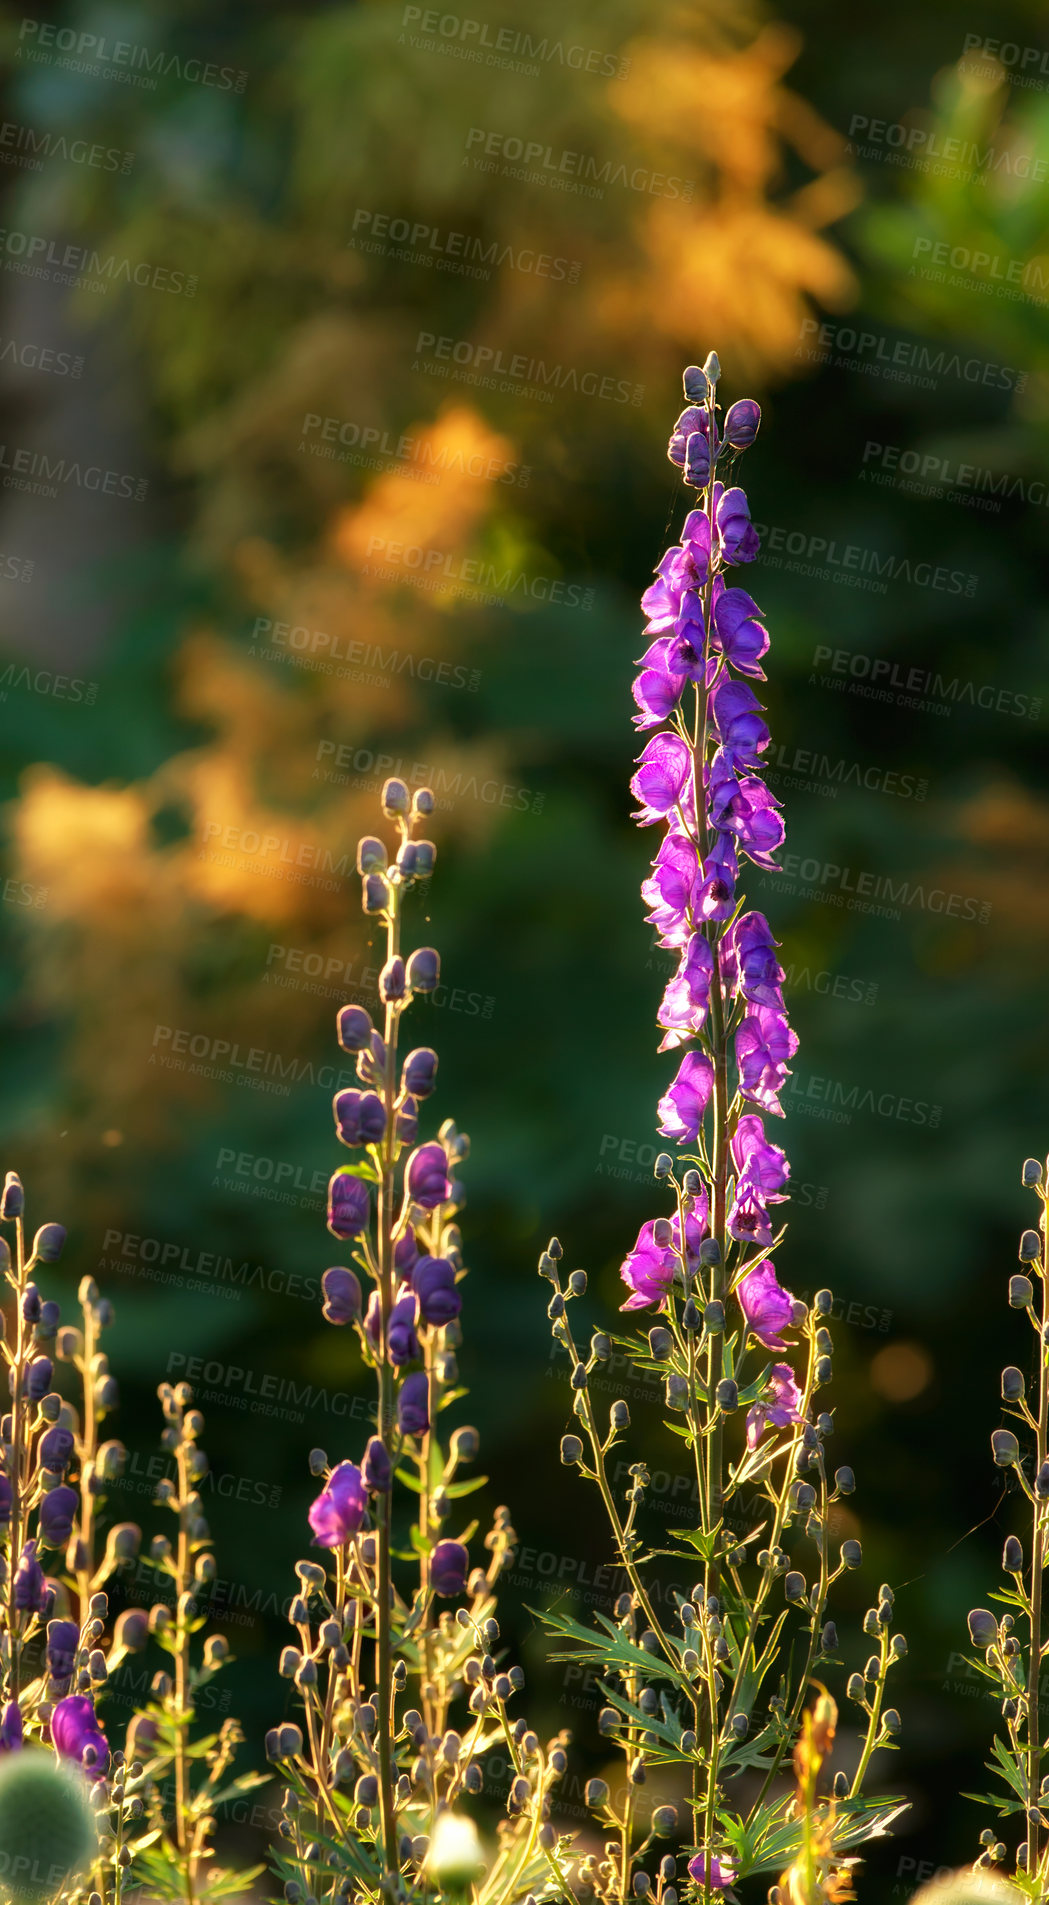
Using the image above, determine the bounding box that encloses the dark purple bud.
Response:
[327,1173,370,1240]
[26,1357,52,1402]
[394,1229,420,1277]
[39,1424,75,1472]
[356,1029,387,1088]
[308,1462,366,1547]
[684,430,712,486]
[39,1485,78,1548]
[32,1224,66,1263]
[431,1539,469,1597]
[1004,1536,1024,1573]
[333,1089,386,1148]
[968,1607,997,1647]
[337,1005,374,1053]
[21,1286,41,1324]
[1019,1230,1041,1262]
[321,1267,362,1326]
[406,1143,452,1211]
[402,1048,438,1100]
[381,777,410,817]
[992,1429,1020,1467]
[387,1294,420,1366]
[362,872,389,915]
[356,837,387,874]
[0,1173,23,1219]
[406,948,440,994]
[1002,1366,1025,1402]
[413,1258,461,1326]
[37,1301,60,1337]
[397,842,418,876]
[682,364,706,400]
[396,1097,419,1146]
[380,956,407,1003]
[0,1701,21,1753]
[723,399,761,448]
[363,1436,392,1492]
[397,1372,430,1436]
[51,1693,109,1779]
[46,1618,79,1680]
[0,1475,10,1525]
[14,1540,45,1611]
[412,840,436,878]
[413,788,435,818]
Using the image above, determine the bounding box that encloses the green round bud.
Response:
[0,1751,96,1898]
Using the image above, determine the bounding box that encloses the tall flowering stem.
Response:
[268,779,574,1905]
[966,1154,1049,1900]
[541,359,905,1903]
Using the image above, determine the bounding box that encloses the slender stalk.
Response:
[375,876,403,1882]
[1028,1207,1048,1876]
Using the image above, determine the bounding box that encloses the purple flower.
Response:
[431,1539,469,1597]
[667,405,717,479]
[51,1694,108,1779]
[38,1432,73,1470]
[388,1292,421,1365]
[397,1372,430,1436]
[14,1540,45,1612]
[711,679,770,768]
[737,1261,796,1351]
[715,484,760,563]
[746,1362,804,1449]
[0,1702,21,1753]
[632,638,688,730]
[333,1088,386,1148]
[720,912,785,1008]
[672,1193,709,1267]
[707,758,784,866]
[308,1462,366,1547]
[46,1619,79,1681]
[630,732,692,825]
[736,1007,798,1117]
[328,1172,370,1239]
[406,947,440,993]
[413,1257,461,1325]
[406,1143,452,1211]
[402,1048,438,1099]
[695,832,738,923]
[727,1182,774,1248]
[395,1228,420,1277]
[321,1266,362,1326]
[687,1853,736,1892]
[620,1221,680,1311]
[363,1436,392,1493]
[657,934,714,1048]
[730,1114,790,1199]
[0,1474,10,1526]
[641,831,699,948]
[379,955,407,1003]
[26,1357,52,1402]
[657,1051,714,1144]
[38,1484,78,1549]
[396,1097,419,1146]
[723,398,761,448]
[337,1004,374,1052]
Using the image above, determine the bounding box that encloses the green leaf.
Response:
[535,1606,690,1691]
[331,1159,380,1185]
[441,1474,490,1498]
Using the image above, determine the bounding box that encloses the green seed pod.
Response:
[0,1750,96,1898]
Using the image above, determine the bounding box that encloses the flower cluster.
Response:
[540,358,905,1904]
[268,779,573,1905]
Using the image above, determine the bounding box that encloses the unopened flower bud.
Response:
[682,365,706,400]
[1023,1159,1043,1187]
[704,1300,724,1332]
[1004,1536,1024,1572]
[0,1173,23,1219]
[834,1467,855,1495]
[653,1153,673,1179]
[611,1400,630,1430]
[406,948,440,994]
[337,1005,373,1053]
[1002,1366,1025,1402]
[821,1621,838,1652]
[723,399,761,449]
[560,1436,583,1466]
[840,1539,862,1569]
[381,777,410,817]
[992,1429,1020,1468]
[968,1608,997,1647]
[665,1374,688,1411]
[648,1327,673,1359]
[1010,1275,1034,1307]
[585,1777,609,1809]
[356,837,387,874]
[784,1571,805,1602]
[846,1673,866,1704]
[1019,1232,1041,1263]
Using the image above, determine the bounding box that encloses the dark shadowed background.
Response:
[1,0,1048,1894]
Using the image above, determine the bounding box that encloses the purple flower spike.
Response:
[746,1362,804,1449]
[413,1257,461,1325]
[51,1694,109,1779]
[430,1539,469,1597]
[327,1171,370,1239]
[0,1701,21,1752]
[333,1088,386,1148]
[737,1261,796,1351]
[321,1266,362,1326]
[38,1484,78,1549]
[657,1051,714,1144]
[406,1142,452,1211]
[308,1462,366,1547]
[630,732,692,825]
[397,1371,430,1436]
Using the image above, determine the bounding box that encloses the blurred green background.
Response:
[1,0,1049,1893]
